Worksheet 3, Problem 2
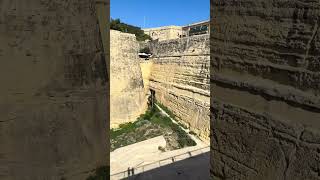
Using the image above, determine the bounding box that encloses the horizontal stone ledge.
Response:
[211,100,320,146]
[211,37,316,61]
[148,86,210,105]
[211,72,320,112]
[212,54,320,75]
[149,79,210,97]
[152,53,210,58]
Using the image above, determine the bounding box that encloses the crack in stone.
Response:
[212,171,225,180]
[303,20,319,67]
[283,128,304,180]
[214,148,258,174]
[283,144,297,180]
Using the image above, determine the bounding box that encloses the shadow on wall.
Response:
[121,152,210,180]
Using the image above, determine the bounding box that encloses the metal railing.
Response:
[110,146,209,180]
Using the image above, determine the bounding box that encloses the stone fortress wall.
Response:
[211,0,320,179]
[110,29,210,142]
[0,0,109,179]
[146,35,210,142]
[139,60,154,93]
[110,30,148,128]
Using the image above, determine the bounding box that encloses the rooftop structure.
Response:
[143,26,183,41]
[143,20,210,41]
[182,20,210,37]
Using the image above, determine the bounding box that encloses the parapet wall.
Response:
[211,0,320,179]
[110,30,148,128]
[148,35,210,142]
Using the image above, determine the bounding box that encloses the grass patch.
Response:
[178,122,188,129]
[170,122,197,147]
[110,106,164,151]
[156,102,176,119]
[110,122,136,139]
[110,104,196,151]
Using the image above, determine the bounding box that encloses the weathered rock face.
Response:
[110,30,148,128]
[140,60,154,92]
[211,0,320,179]
[148,35,210,142]
[0,0,109,179]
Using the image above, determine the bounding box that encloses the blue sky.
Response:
[110,0,209,28]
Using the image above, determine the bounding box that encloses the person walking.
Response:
[127,167,131,176]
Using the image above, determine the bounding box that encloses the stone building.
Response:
[182,20,210,37]
[143,20,210,41]
[143,26,183,41]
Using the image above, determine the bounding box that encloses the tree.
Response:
[110,18,152,41]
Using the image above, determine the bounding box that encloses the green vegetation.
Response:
[171,122,196,147]
[110,121,136,140]
[110,104,196,151]
[110,18,152,41]
[178,122,188,129]
[110,105,164,151]
[154,102,196,146]
[86,166,109,180]
[155,102,176,119]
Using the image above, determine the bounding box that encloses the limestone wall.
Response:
[110,30,148,128]
[140,60,154,93]
[0,0,109,179]
[211,0,320,179]
[148,35,210,142]
[143,26,183,41]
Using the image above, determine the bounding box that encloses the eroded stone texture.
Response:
[0,0,108,179]
[211,0,320,179]
[148,35,210,142]
[110,30,148,128]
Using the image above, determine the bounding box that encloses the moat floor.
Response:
[110,136,209,179]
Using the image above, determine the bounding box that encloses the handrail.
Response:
[110,145,209,178]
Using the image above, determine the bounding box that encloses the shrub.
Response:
[178,122,188,129]
[158,146,166,152]
[111,18,152,41]
[156,102,176,119]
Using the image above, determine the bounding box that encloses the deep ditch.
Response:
[110,101,197,152]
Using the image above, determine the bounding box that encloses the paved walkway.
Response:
[110,136,167,176]
[129,151,210,180]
